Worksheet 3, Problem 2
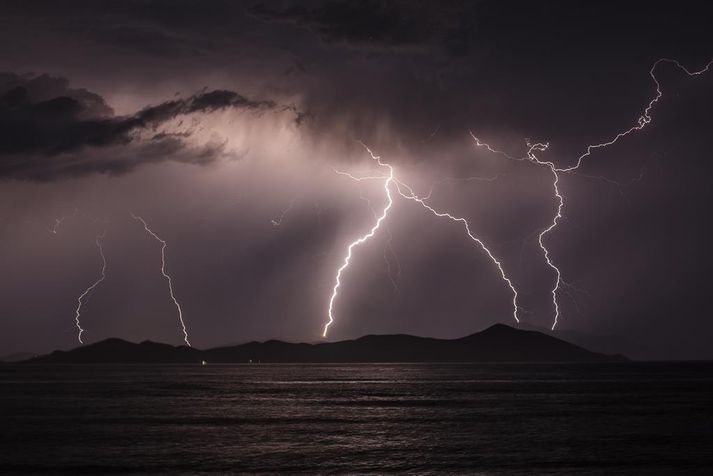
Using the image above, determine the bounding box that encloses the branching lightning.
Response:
[73,230,108,344]
[469,57,712,330]
[131,213,191,347]
[325,144,520,337]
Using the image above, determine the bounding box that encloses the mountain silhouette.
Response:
[0,352,37,363]
[26,324,626,364]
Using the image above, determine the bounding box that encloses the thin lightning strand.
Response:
[559,58,713,173]
[331,166,389,182]
[49,210,109,236]
[131,213,191,347]
[49,208,79,234]
[392,178,520,323]
[469,57,712,330]
[74,230,107,344]
[324,145,394,337]
[271,198,296,226]
[470,135,521,159]
[49,217,67,234]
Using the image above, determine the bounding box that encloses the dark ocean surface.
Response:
[1,363,712,475]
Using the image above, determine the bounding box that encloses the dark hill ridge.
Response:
[0,351,37,363]
[26,324,626,363]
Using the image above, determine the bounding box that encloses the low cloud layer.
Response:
[0,73,278,179]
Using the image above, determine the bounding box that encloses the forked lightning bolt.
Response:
[470,57,712,330]
[131,213,191,347]
[74,230,108,344]
[325,145,520,337]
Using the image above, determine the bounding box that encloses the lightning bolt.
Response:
[74,230,107,344]
[49,210,109,343]
[325,144,520,337]
[525,141,564,330]
[324,145,395,337]
[391,178,521,324]
[131,213,191,347]
[469,57,712,330]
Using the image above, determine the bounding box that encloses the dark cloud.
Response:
[246,0,713,152]
[0,73,276,180]
[250,1,436,48]
[247,0,484,56]
[0,0,250,59]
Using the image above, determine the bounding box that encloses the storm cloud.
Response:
[0,72,278,179]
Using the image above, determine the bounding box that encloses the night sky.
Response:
[1,1,712,359]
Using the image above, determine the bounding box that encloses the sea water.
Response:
[1,363,712,474]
